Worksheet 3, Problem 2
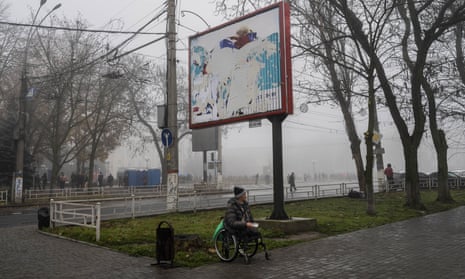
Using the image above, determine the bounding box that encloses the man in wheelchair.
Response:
[213,186,269,264]
[224,186,260,241]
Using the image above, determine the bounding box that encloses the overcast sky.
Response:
[5,0,464,180]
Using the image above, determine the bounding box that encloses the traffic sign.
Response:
[161,128,173,147]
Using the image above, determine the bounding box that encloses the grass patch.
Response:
[44,190,465,267]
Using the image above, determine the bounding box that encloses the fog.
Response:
[109,104,463,180]
[8,0,465,179]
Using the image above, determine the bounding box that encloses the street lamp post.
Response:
[14,1,61,203]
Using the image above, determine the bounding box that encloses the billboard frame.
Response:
[188,1,292,129]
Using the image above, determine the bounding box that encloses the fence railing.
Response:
[50,199,101,241]
[7,175,465,204]
[24,185,166,201]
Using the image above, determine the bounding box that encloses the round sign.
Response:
[161,128,173,147]
[300,103,309,113]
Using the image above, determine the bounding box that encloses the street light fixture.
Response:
[180,10,211,28]
[14,1,61,203]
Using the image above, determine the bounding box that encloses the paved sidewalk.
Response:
[2,207,465,278]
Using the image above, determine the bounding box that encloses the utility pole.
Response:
[14,1,61,203]
[14,71,27,203]
[165,0,179,210]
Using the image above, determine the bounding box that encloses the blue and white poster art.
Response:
[190,6,283,126]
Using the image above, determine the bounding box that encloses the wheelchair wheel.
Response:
[242,238,259,258]
[214,228,238,262]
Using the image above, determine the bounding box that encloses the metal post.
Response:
[96,202,101,241]
[217,126,223,188]
[131,194,135,219]
[50,198,54,228]
[203,151,207,183]
[268,115,289,220]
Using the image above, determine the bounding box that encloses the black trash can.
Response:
[37,207,50,230]
[156,221,174,265]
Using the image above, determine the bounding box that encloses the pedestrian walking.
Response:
[41,173,47,189]
[98,172,104,187]
[289,172,297,192]
[58,172,66,189]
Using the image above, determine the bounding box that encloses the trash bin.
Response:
[37,207,50,230]
[156,221,174,265]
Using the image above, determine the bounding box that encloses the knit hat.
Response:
[234,186,246,198]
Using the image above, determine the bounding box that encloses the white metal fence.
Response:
[50,199,101,241]
[24,185,165,201]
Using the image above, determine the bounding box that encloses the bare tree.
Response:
[292,0,382,213]
[323,0,465,208]
[27,17,125,188]
[118,57,190,185]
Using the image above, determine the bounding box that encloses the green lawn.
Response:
[44,190,465,267]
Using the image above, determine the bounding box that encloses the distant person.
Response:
[384,163,394,187]
[58,172,66,189]
[77,173,85,188]
[34,174,41,190]
[98,172,104,187]
[289,172,296,192]
[41,173,47,189]
[107,173,114,187]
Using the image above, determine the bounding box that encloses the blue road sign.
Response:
[161,128,173,147]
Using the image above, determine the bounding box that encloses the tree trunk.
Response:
[403,146,424,209]
[88,145,97,187]
[319,29,366,194]
[364,74,376,215]
[435,131,453,202]
[352,143,366,193]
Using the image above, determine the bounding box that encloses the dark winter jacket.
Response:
[224,197,254,232]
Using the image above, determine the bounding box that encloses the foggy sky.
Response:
[8,0,465,178]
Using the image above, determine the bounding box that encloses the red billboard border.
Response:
[188,1,293,129]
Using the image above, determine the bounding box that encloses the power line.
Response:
[29,9,168,83]
[0,20,164,35]
[286,119,345,134]
[108,35,166,61]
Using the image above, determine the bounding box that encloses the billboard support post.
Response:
[268,114,289,220]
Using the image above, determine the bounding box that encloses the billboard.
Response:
[188,2,292,129]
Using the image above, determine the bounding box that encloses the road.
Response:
[0,206,42,228]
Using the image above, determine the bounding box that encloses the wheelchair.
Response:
[213,219,270,264]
